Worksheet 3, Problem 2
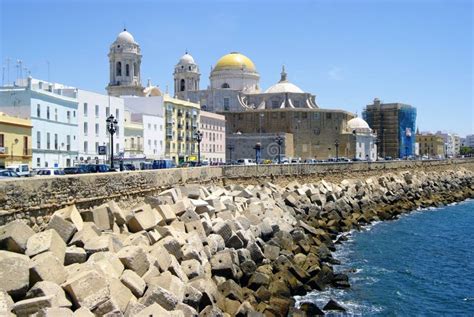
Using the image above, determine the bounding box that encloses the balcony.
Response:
[177,123,183,129]
[178,136,183,141]
[0,147,9,156]
[22,148,33,156]
[185,112,190,119]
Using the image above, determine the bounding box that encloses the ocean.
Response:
[296,199,474,316]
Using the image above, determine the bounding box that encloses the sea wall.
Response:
[0,159,473,226]
[0,168,472,316]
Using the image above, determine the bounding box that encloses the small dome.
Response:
[179,52,195,64]
[116,29,136,44]
[347,117,371,132]
[265,82,304,94]
[214,52,256,71]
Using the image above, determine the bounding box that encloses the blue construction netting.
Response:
[398,105,417,158]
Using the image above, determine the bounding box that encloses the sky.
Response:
[1,0,473,136]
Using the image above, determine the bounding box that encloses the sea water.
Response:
[296,199,474,316]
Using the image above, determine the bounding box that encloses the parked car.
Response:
[77,164,96,173]
[93,164,113,173]
[0,169,20,179]
[36,169,65,176]
[236,159,256,166]
[64,166,88,175]
[122,163,136,171]
[152,159,176,169]
[6,164,30,177]
[140,162,154,170]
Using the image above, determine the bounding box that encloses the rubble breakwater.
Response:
[0,168,472,316]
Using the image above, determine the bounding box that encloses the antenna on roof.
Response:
[123,23,127,31]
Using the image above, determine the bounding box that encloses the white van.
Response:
[236,159,256,166]
[6,164,30,177]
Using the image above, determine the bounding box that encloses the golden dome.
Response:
[214,52,256,71]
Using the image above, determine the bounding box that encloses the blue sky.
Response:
[1,0,472,136]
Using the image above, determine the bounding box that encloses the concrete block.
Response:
[0,220,35,254]
[12,295,54,316]
[117,246,150,277]
[148,271,185,302]
[87,251,124,279]
[210,250,240,280]
[69,222,101,248]
[127,205,162,233]
[62,270,110,311]
[83,234,122,255]
[46,205,84,243]
[139,285,178,310]
[247,241,265,264]
[175,303,199,317]
[181,185,201,199]
[168,255,189,283]
[184,220,206,238]
[26,281,71,308]
[263,244,280,261]
[120,269,146,297]
[81,204,115,231]
[0,251,30,299]
[36,307,74,317]
[213,221,233,242]
[72,307,94,317]
[30,251,67,285]
[181,259,203,279]
[226,233,244,249]
[26,229,66,263]
[108,200,132,226]
[180,209,200,223]
[218,279,243,302]
[206,234,225,255]
[156,205,177,224]
[149,245,172,272]
[182,285,202,310]
[158,236,184,260]
[107,278,134,313]
[65,246,87,265]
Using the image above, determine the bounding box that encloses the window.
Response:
[106,107,110,117]
[154,140,157,147]
[95,142,99,153]
[326,113,332,119]
[180,79,185,92]
[54,134,58,150]
[36,158,40,167]
[84,122,88,135]
[36,131,41,149]
[221,83,230,88]
[84,103,88,116]
[84,141,88,153]
[54,108,58,121]
[116,143,119,153]
[126,64,130,76]
[154,124,157,131]
[67,135,71,151]
[95,105,99,117]
[37,104,41,117]
[116,109,119,120]
[272,100,279,108]
[148,123,151,129]
[116,62,122,76]
[47,106,50,120]
[0,134,3,147]
[67,111,71,123]
[160,125,163,131]
[148,139,151,146]
[46,133,50,149]
[95,124,99,136]
[73,111,76,117]
[223,98,230,111]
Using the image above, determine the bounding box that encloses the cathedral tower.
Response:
[173,51,200,99]
[106,29,144,97]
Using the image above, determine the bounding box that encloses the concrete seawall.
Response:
[0,159,473,226]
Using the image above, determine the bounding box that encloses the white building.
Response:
[435,131,458,157]
[200,111,226,163]
[75,90,125,163]
[346,117,378,161]
[123,96,165,160]
[464,134,474,148]
[0,77,79,168]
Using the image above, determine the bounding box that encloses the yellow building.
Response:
[0,112,33,168]
[416,133,445,158]
[123,110,144,158]
[163,94,200,164]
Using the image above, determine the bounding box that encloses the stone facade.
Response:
[226,133,294,161]
[416,133,446,158]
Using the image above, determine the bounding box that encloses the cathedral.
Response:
[173,51,318,112]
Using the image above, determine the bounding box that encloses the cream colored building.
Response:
[416,133,445,158]
[200,111,226,163]
[0,112,32,168]
[123,110,144,159]
[163,95,200,164]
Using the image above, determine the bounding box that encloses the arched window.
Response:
[188,66,192,71]
[134,63,138,76]
[180,79,185,92]
[126,64,130,76]
[221,83,230,88]
[116,62,122,76]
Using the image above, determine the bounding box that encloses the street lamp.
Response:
[57,142,64,167]
[194,130,203,165]
[227,144,234,163]
[275,135,284,164]
[335,140,339,161]
[253,142,261,164]
[106,114,118,169]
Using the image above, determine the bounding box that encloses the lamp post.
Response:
[106,114,118,169]
[335,140,339,161]
[253,142,261,164]
[194,130,203,165]
[57,142,64,167]
[352,129,357,161]
[275,135,284,164]
[227,144,234,163]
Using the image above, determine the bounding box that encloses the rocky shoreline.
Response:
[0,168,472,316]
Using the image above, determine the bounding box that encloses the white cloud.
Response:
[328,66,343,81]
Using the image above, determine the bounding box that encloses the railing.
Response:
[23,148,33,156]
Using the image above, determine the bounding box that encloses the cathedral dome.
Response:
[179,52,195,64]
[347,117,371,132]
[214,52,256,71]
[265,66,304,93]
[116,29,136,44]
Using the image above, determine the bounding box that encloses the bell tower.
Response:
[106,29,144,97]
[173,51,200,100]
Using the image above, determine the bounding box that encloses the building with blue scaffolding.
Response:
[363,98,417,159]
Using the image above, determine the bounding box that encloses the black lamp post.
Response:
[275,135,284,164]
[253,142,261,164]
[195,130,203,165]
[106,114,118,169]
[227,144,234,163]
[335,140,339,161]
[375,138,380,160]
